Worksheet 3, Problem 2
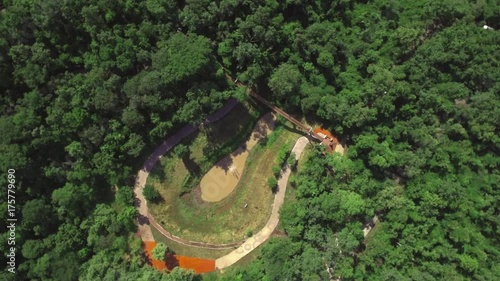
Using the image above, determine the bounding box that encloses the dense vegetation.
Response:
[0,0,498,280]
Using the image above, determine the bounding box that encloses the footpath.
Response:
[134,99,238,243]
[134,99,314,272]
[215,136,310,269]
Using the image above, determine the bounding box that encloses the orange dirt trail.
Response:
[177,256,216,274]
[143,241,216,274]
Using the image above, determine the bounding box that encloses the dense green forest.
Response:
[1,0,498,280]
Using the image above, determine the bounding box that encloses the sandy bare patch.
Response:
[200,112,275,202]
[334,143,345,155]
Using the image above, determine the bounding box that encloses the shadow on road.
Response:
[137,214,150,225]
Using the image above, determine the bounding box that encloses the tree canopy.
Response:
[0,0,498,280]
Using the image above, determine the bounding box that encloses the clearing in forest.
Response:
[147,102,301,244]
[200,112,275,202]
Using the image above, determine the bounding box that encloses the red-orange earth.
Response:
[143,241,216,274]
[313,127,338,152]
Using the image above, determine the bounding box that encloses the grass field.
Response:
[148,102,260,195]
[150,227,232,260]
[148,103,302,244]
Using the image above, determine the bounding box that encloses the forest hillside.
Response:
[0,0,498,280]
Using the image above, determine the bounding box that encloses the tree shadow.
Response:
[213,154,235,173]
[95,176,115,204]
[282,123,306,136]
[150,193,165,204]
[202,104,252,156]
[165,252,180,271]
[199,105,275,175]
[251,113,274,141]
[182,156,202,176]
[134,193,141,208]
[207,103,251,143]
[150,163,166,182]
[212,143,250,173]
[140,243,151,266]
[137,213,150,226]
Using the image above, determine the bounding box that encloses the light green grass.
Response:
[150,227,232,260]
[148,103,259,195]
[148,108,302,244]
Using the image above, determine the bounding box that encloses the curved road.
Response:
[133,99,311,269]
[134,99,238,243]
[215,136,310,269]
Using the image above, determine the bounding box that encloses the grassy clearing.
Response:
[148,108,302,244]
[150,227,232,260]
[148,102,260,194]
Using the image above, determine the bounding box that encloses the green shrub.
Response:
[276,144,289,166]
[151,242,168,261]
[289,175,297,188]
[287,152,297,168]
[174,144,189,159]
[116,186,134,207]
[272,165,281,178]
[267,176,278,192]
[179,174,193,195]
[276,115,286,124]
[266,126,283,146]
[143,184,160,203]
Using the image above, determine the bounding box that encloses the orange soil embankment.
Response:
[143,241,216,274]
[177,256,216,274]
[314,127,339,152]
[313,127,338,143]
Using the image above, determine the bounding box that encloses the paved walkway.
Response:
[215,136,310,269]
[134,99,238,243]
[134,98,313,271]
[133,67,349,273]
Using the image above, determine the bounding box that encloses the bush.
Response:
[116,186,134,207]
[151,242,168,261]
[245,229,253,238]
[179,174,193,195]
[272,165,281,178]
[266,126,283,146]
[267,176,278,192]
[174,144,189,159]
[276,115,286,124]
[289,175,297,188]
[143,184,160,203]
[275,143,292,174]
[287,152,297,169]
[276,145,289,165]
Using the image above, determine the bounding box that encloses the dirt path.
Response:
[200,112,276,202]
[215,136,310,269]
[134,99,238,243]
[134,98,313,271]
